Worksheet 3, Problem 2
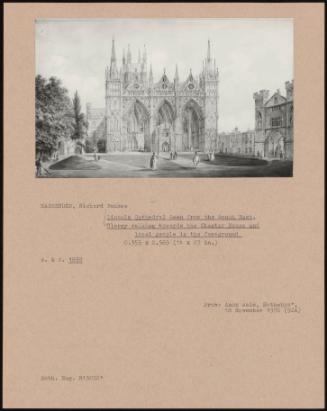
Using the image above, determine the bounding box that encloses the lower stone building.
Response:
[253,80,293,160]
[218,128,255,156]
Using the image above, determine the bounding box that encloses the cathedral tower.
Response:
[201,40,219,151]
[105,38,122,151]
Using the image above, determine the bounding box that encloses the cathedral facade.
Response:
[86,39,219,153]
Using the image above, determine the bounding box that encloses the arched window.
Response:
[110,118,118,131]
[256,111,262,128]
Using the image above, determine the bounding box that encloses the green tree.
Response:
[35,75,74,157]
[85,139,95,153]
[72,91,88,141]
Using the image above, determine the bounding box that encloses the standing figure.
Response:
[35,158,42,177]
[170,151,173,160]
[279,138,285,160]
[173,151,178,160]
[193,151,200,168]
[150,152,158,170]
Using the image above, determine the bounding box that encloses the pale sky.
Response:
[36,18,293,132]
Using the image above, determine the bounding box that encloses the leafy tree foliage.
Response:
[35,75,74,156]
[85,139,95,153]
[72,91,88,141]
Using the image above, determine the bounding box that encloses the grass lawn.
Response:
[43,153,293,178]
[50,155,102,170]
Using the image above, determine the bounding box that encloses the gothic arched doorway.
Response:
[182,100,204,151]
[264,131,285,159]
[126,100,150,151]
[153,100,175,152]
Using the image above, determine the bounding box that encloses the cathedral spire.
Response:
[111,37,116,63]
[207,39,211,61]
[143,45,147,64]
[109,37,118,79]
[149,64,153,83]
[188,68,194,82]
[174,64,179,82]
[127,44,132,64]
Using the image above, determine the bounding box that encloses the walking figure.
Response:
[150,152,158,170]
[193,151,200,168]
[173,151,178,160]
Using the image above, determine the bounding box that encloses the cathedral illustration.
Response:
[86,39,219,153]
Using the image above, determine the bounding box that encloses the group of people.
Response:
[169,151,178,160]
[192,151,215,167]
[149,150,178,170]
[149,150,213,170]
